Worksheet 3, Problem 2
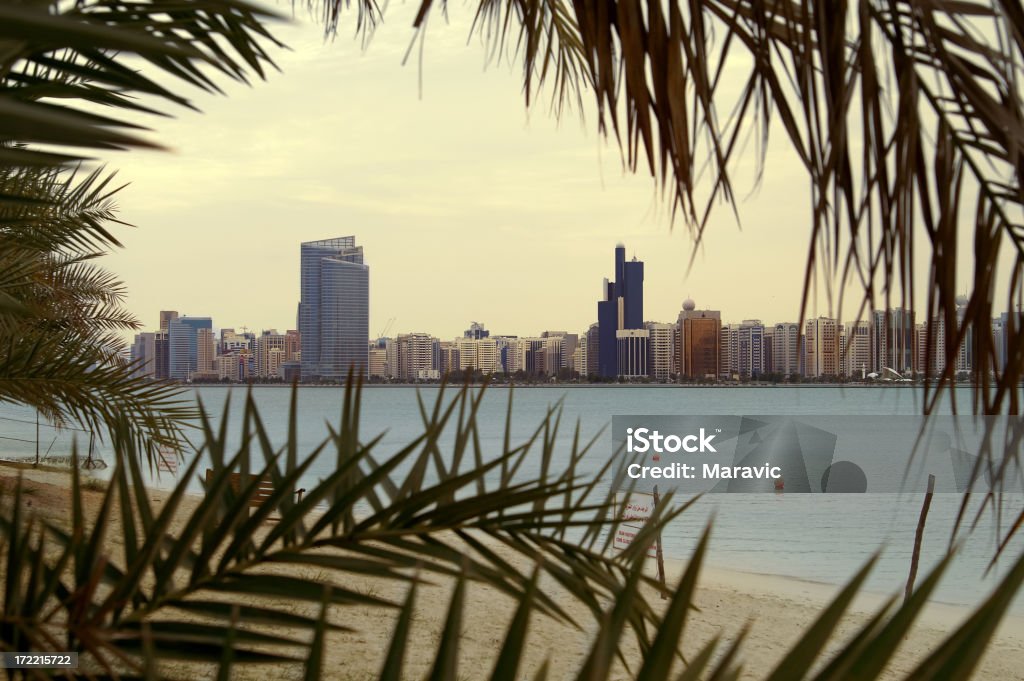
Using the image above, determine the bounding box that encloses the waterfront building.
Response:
[991,312,1014,375]
[804,317,840,378]
[843,320,871,378]
[367,345,388,378]
[395,333,436,381]
[872,308,916,375]
[585,323,600,378]
[719,325,732,380]
[616,329,649,378]
[734,320,766,379]
[299,236,369,381]
[220,329,250,354]
[646,322,675,381]
[215,352,240,382]
[762,327,774,375]
[438,341,460,377]
[154,330,169,380]
[267,347,285,378]
[955,296,973,374]
[285,330,301,362]
[159,310,178,331]
[458,337,500,375]
[464,322,489,340]
[492,336,515,374]
[281,360,301,383]
[168,316,213,381]
[597,244,644,378]
[572,335,587,378]
[677,300,720,380]
[255,330,286,378]
[196,328,216,374]
[130,332,156,379]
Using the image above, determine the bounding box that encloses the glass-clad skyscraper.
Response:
[299,236,369,381]
[596,244,644,378]
[167,316,212,381]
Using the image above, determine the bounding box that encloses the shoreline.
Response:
[693,558,1024,640]
[179,382,976,389]
[8,465,1024,635]
[6,460,1019,624]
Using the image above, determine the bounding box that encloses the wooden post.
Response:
[905,473,936,603]
[652,485,667,599]
[34,411,39,467]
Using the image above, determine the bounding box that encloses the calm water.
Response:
[3,385,1022,612]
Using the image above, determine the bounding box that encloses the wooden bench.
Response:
[205,469,305,509]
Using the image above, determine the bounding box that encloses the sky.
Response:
[98,3,989,341]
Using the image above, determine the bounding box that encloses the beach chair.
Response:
[205,469,306,517]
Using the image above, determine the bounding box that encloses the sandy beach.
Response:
[3,464,1023,680]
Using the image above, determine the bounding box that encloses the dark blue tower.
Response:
[597,244,645,378]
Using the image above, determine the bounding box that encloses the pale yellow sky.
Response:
[100,3,992,340]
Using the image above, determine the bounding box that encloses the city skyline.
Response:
[129,240,1011,384]
[99,6,1007,346]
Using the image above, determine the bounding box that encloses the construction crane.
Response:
[377,317,396,339]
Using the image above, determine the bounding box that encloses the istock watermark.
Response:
[613,415,1024,495]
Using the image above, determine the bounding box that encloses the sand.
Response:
[2,464,1023,680]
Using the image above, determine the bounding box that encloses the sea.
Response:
[2,384,1022,614]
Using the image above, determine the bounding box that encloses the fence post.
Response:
[653,485,667,599]
[906,473,936,602]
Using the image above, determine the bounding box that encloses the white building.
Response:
[646,322,675,381]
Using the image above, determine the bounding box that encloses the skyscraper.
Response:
[804,317,840,378]
[597,244,644,378]
[299,236,369,381]
[168,316,213,380]
[677,300,721,380]
[646,322,675,381]
[872,308,916,374]
[130,332,156,379]
[772,322,800,377]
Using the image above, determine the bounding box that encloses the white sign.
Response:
[155,447,179,475]
[613,492,658,558]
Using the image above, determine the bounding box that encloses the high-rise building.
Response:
[395,333,436,381]
[255,330,286,378]
[458,337,500,375]
[843,321,871,378]
[991,312,1015,375]
[154,330,170,379]
[284,330,301,362]
[159,310,178,332]
[464,322,489,340]
[572,334,587,378]
[168,316,213,381]
[597,244,644,378]
[267,347,285,379]
[299,236,369,381]
[734,320,766,379]
[215,353,240,382]
[492,336,515,374]
[616,329,649,378]
[646,322,675,381]
[585,323,600,378]
[872,308,915,375]
[677,300,720,380]
[438,341,459,376]
[772,322,800,377]
[804,317,840,378]
[196,328,216,376]
[954,295,973,374]
[130,332,156,379]
[719,325,732,380]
